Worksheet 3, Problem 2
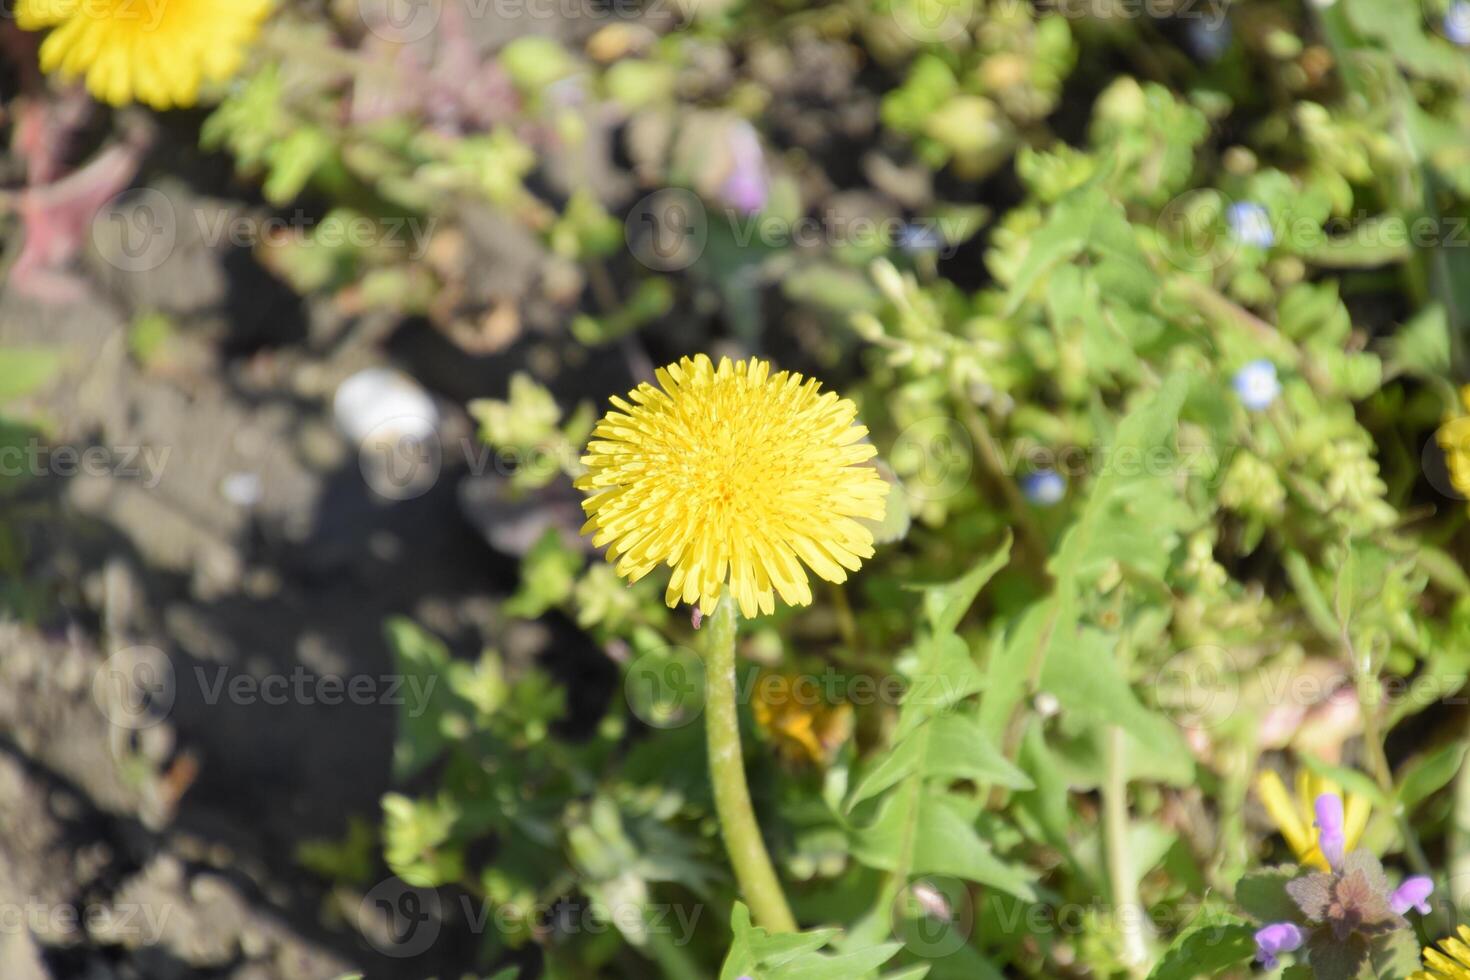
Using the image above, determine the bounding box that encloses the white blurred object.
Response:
[332,368,439,447]
[220,471,262,508]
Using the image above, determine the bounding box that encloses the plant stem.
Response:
[950,388,1050,580]
[643,921,705,980]
[1450,724,1470,923]
[704,599,797,933]
[1104,724,1150,977]
[1346,627,1441,931]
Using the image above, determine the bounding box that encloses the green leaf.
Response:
[1343,0,1466,80]
[384,617,453,780]
[851,788,1037,901]
[720,903,904,980]
[1299,755,1391,809]
[1236,866,1306,923]
[924,714,1033,790]
[1283,550,1341,642]
[1366,926,1426,980]
[0,348,61,403]
[1038,628,1193,786]
[1002,188,1097,315]
[916,532,1013,636]
[877,967,931,980]
[848,712,1031,809]
[382,792,464,887]
[1396,742,1468,811]
[1145,909,1255,980]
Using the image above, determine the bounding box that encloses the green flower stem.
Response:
[1104,724,1150,977]
[704,599,797,934]
[1104,630,1151,976]
[1451,725,1470,923]
[643,921,705,980]
[1347,627,1440,927]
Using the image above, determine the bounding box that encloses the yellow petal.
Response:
[1256,770,1313,860]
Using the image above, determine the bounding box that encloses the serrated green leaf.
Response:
[1146,909,1255,980]
[917,532,1013,636]
[720,903,903,980]
[851,788,1036,901]
[1236,866,1306,924]
[848,711,1030,810]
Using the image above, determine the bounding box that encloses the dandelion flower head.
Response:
[1439,385,1470,500]
[17,0,271,109]
[577,354,888,618]
[1413,925,1470,980]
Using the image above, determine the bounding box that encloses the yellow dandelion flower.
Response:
[750,671,854,765]
[17,0,271,109]
[1413,925,1470,980]
[576,354,888,619]
[1255,768,1370,871]
[1440,386,1470,499]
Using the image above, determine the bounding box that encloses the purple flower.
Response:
[722,121,768,215]
[1390,876,1434,916]
[1315,792,1346,872]
[1254,921,1303,969]
[723,171,768,215]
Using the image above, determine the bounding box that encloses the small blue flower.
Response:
[1227,201,1275,248]
[1446,1,1470,46]
[897,222,944,254]
[1232,359,1281,411]
[1022,469,1066,506]
[1187,18,1232,62]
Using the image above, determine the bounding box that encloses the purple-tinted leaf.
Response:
[1286,873,1335,922]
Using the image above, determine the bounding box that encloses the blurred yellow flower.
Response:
[1255,769,1370,871]
[17,0,271,109]
[577,354,888,618]
[1438,386,1470,499]
[750,672,853,765]
[1412,924,1470,980]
